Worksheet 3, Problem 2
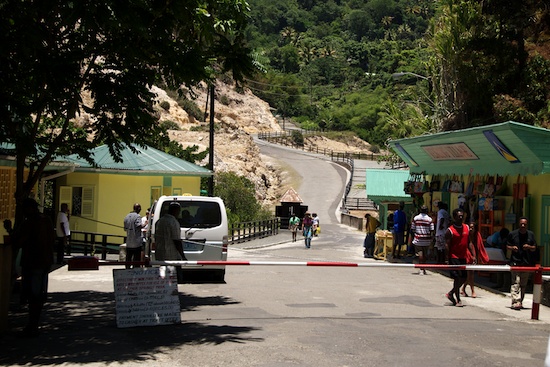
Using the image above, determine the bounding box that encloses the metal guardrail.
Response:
[258,131,380,161]
[68,231,126,260]
[66,219,281,258]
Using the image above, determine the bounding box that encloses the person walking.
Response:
[445,208,476,307]
[461,222,489,298]
[506,217,538,310]
[363,213,381,258]
[435,201,450,264]
[289,213,300,242]
[155,202,187,262]
[16,198,55,336]
[301,212,314,248]
[123,203,143,269]
[55,203,70,264]
[312,213,320,236]
[391,201,407,259]
[410,205,434,275]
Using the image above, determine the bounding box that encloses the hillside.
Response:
[152,81,374,208]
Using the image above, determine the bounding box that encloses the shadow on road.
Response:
[1,290,262,365]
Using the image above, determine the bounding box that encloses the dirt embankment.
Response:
[152,81,375,209]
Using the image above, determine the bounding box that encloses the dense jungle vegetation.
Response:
[244,0,550,147]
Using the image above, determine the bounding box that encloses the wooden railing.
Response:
[229,218,280,244]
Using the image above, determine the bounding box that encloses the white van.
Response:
[147,195,228,282]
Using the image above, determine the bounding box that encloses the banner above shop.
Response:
[388,121,550,176]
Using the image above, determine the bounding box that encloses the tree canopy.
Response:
[0,0,255,215]
[245,0,550,145]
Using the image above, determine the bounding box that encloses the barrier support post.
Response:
[532,267,543,320]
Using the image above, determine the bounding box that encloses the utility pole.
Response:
[208,84,215,197]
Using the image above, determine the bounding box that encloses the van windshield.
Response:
[159,201,222,228]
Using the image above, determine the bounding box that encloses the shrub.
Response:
[180,98,205,121]
[160,120,180,131]
[219,94,230,106]
[159,100,171,111]
[291,130,304,146]
[370,144,380,154]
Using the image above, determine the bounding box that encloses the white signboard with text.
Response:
[113,267,181,328]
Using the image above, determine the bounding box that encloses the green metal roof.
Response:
[365,168,414,203]
[60,144,212,176]
[388,121,550,176]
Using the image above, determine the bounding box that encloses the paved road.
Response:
[3,139,550,366]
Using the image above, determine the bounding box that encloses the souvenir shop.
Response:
[389,121,550,266]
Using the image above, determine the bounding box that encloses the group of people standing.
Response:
[364,200,539,310]
[289,212,319,248]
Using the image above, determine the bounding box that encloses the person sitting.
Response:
[486,227,510,256]
[180,209,194,226]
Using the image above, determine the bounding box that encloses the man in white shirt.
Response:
[55,203,70,264]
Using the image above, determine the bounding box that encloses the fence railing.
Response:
[69,231,126,260]
[258,131,380,161]
[229,218,280,244]
[66,219,281,258]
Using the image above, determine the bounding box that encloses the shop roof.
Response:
[365,168,413,203]
[59,144,212,176]
[388,121,550,176]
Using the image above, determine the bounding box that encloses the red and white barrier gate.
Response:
[72,257,549,321]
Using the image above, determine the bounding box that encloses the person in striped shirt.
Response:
[410,205,434,275]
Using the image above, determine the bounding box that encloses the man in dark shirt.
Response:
[506,217,538,310]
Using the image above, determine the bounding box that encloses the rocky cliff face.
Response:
[152,81,373,208]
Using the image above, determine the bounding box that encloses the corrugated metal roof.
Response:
[365,168,413,202]
[389,121,550,176]
[59,144,212,176]
[279,187,303,203]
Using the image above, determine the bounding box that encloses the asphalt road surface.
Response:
[3,139,550,367]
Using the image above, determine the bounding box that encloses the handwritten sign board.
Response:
[113,267,181,328]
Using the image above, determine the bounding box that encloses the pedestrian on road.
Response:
[55,203,70,264]
[410,205,434,274]
[462,221,489,298]
[506,217,538,310]
[155,202,187,261]
[123,203,143,269]
[363,213,380,258]
[391,201,407,259]
[312,213,320,236]
[289,213,300,242]
[445,208,476,307]
[16,198,55,337]
[301,212,314,248]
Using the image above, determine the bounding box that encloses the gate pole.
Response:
[532,267,543,320]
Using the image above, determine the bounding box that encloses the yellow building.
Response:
[55,144,212,236]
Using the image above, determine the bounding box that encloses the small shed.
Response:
[275,188,308,229]
[366,168,414,230]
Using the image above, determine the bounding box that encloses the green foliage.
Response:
[219,94,231,106]
[159,101,171,111]
[0,0,255,215]
[160,120,181,131]
[291,130,305,146]
[214,171,263,225]
[246,0,549,142]
[180,98,205,121]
